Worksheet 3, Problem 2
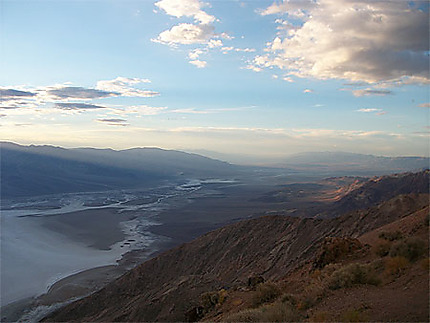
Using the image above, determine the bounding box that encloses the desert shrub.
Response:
[373,241,392,257]
[258,301,301,322]
[280,293,297,306]
[224,308,261,322]
[328,263,380,290]
[248,275,265,288]
[298,283,327,310]
[251,282,282,307]
[224,301,300,322]
[384,256,409,276]
[201,292,219,310]
[200,289,227,311]
[313,237,363,269]
[379,231,403,241]
[389,237,427,262]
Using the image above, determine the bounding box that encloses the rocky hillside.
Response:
[321,170,429,217]
[43,171,429,322]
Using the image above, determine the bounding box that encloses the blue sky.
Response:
[1,0,429,164]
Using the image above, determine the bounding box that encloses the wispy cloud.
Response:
[46,87,115,100]
[55,103,108,110]
[171,108,211,114]
[352,89,393,97]
[96,77,159,97]
[96,118,129,126]
[357,108,383,113]
[0,88,36,100]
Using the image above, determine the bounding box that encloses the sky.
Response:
[1,0,429,164]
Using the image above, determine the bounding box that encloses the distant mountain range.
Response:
[281,151,429,175]
[0,142,238,198]
[1,142,428,198]
[189,150,429,174]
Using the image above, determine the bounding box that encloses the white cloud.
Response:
[154,0,215,24]
[256,0,429,86]
[303,89,314,93]
[189,59,207,68]
[96,77,158,97]
[357,108,382,113]
[243,65,262,72]
[188,48,205,60]
[260,0,316,18]
[153,23,215,46]
[207,39,223,48]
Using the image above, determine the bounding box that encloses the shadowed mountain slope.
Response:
[0,142,238,198]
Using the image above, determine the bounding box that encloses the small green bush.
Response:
[328,263,380,290]
[389,237,427,262]
[251,282,282,307]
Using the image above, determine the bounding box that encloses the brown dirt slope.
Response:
[43,191,429,322]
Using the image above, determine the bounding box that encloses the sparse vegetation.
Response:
[224,301,301,322]
[200,289,227,311]
[251,282,282,307]
[313,237,363,269]
[389,237,427,262]
[384,256,409,276]
[328,263,380,290]
[379,231,403,241]
[373,241,392,257]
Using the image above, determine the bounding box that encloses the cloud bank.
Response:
[0,77,158,111]
[254,0,429,87]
